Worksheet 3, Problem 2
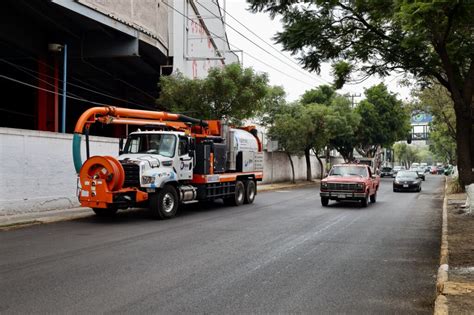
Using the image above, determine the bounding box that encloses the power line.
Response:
[0,58,153,110]
[1,58,87,102]
[235,47,316,88]
[0,74,109,107]
[0,38,158,106]
[163,1,316,88]
[195,1,332,86]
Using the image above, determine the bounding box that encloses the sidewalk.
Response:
[0,180,319,230]
[435,178,474,314]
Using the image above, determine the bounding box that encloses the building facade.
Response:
[0,0,237,135]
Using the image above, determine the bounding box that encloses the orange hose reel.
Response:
[79,156,125,192]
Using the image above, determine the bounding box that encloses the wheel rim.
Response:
[237,188,244,203]
[162,193,175,213]
[248,184,255,201]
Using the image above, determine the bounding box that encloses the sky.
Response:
[223,1,412,103]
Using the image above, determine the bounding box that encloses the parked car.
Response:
[425,165,432,173]
[430,166,438,174]
[437,166,445,175]
[393,166,405,177]
[444,165,453,175]
[380,167,394,178]
[393,171,422,192]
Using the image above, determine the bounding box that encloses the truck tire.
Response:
[370,192,377,203]
[149,185,178,219]
[244,180,256,204]
[361,194,369,207]
[224,181,245,206]
[92,207,118,217]
[321,197,329,207]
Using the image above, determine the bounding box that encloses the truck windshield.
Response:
[329,166,368,177]
[123,134,176,158]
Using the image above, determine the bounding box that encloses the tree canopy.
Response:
[355,84,410,157]
[249,0,474,185]
[413,83,456,164]
[157,63,269,121]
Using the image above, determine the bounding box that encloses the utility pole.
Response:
[349,93,361,108]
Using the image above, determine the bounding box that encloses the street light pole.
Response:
[61,44,67,133]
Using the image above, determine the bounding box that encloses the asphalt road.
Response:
[0,175,444,314]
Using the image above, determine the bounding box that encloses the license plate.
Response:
[403,184,409,188]
[338,194,346,198]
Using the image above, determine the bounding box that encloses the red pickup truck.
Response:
[320,164,380,207]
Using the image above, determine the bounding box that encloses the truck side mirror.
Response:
[119,138,124,155]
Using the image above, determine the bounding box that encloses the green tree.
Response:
[430,124,456,165]
[270,102,337,181]
[301,85,361,163]
[269,104,302,183]
[256,85,287,128]
[355,84,410,157]
[249,0,474,185]
[329,95,361,162]
[393,143,419,169]
[158,63,268,121]
[413,83,456,164]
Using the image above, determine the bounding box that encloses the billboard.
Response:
[411,112,433,124]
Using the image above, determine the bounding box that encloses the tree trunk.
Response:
[304,147,312,181]
[286,152,295,184]
[455,109,472,187]
[316,155,324,179]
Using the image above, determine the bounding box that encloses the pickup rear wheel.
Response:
[150,185,178,219]
[321,197,329,207]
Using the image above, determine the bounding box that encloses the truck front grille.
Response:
[326,183,359,191]
[121,163,140,187]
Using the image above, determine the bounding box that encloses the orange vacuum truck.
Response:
[73,106,264,219]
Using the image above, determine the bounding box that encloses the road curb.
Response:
[0,210,93,231]
[434,177,449,315]
[258,181,319,192]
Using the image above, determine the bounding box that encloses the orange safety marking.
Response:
[192,172,263,184]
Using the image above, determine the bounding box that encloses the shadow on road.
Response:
[70,199,241,225]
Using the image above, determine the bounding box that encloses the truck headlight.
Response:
[356,183,365,190]
[321,182,328,189]
[141,176,156,184]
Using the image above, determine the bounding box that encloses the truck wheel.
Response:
[244,180,256,204]
[370,192,377,203]
[321,197,329,207]
[361,194,369,207]
[224,181,245,206]
[92,207,118,217]
[149,185,178,219]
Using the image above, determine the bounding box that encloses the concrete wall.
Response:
[261,152,343,184]
[77,0,168,49]
[0,128,118,215]
[0,128,340,215]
